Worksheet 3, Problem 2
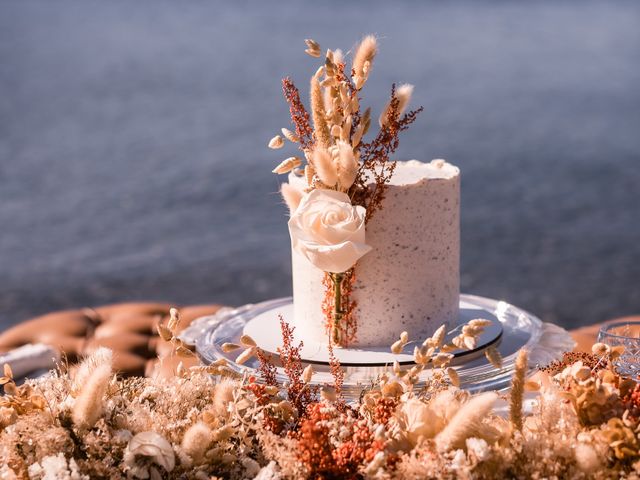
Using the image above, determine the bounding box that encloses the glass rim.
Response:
[598,320,640,340]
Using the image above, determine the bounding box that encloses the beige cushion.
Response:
[0,303,221,377]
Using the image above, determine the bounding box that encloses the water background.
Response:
[1,0,639,330]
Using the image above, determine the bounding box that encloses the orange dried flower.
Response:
[277,317,317,418]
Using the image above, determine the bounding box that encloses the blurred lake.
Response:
[0,0,639,330]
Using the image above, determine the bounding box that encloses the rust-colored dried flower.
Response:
[282,78,314,150]
[373,396,399,426]
[353,85,423,221]
[277,317,316,417]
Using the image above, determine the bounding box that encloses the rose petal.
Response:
[288,190,371,272]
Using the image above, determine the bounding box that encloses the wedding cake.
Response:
[289,160,459,347]
[269,36,460,348]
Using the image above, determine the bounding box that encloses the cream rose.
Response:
[288,189,372,273]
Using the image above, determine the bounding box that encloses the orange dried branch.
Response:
[282,77,314,150]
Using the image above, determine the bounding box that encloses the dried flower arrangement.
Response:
[269,36,422,346]
[1,311,639,479]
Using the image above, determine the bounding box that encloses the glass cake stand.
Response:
[183,295,574,399]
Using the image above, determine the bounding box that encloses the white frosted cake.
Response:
[289,159,460,348]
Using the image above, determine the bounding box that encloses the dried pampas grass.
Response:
[510,348,528,432]
[352,35,377,89]
[72,363,112,429]
[435,392,498,451]
[181,422,213,464]
[272,157,302,175]
[72,347,112,394]
[280,183,303,214]
[336,141,358,190]
[310,73,331,148]
[212,380,235,418]
[379,83,414,127]
[311,148,337,186]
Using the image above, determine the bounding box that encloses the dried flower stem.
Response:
[277,317,316,417]
[510,348,529,432]
[282,78,314,150]
[435,392,498,451]
[310,74,331,148]
[353,84,423,221]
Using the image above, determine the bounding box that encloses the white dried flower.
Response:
[379,83,414,127]
[364,450,386,476]
[221,343,241,353]
[468,318,492,328]
[236,347,256,365]
[72,347,112,394]
[447,367,460,387]
[288,189,371,273]
[213,380,235,417]
[352,35,377,89]
[484,346,503,369]
[396,398,440,446]
[167,307,180,332]
[181,422,212,464]
[431,324,447,349]
[72,362,112,429]
[392,360,401,375]
[272,157,302,175]
[351,124,365,148]
[340,115,352,142]
[268,135,285,149]
[433,352,454,368]
[435,392,498,451]
[304,38,321,57]
[311,147,338,186]
[466,437,491,462]
[28,454,87,480]
[212,425,234,442]
[390,339,405,354]
[125,431,175,474]
[239,335,256,347]
[303,164,315,187]
[336,141,358,190]
[281,127,299,143]
[280,183,303,214]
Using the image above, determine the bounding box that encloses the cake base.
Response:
[242,300,502,366]
[187,295,575,397]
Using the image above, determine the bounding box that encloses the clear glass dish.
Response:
[186,295,574,398]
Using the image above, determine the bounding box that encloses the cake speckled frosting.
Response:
[289,159,460,347]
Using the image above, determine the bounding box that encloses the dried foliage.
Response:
[2,329,640,479]
[276,316,316,418]
[282,78,314,150]
[355,86,423,221]
[509,348,528,432]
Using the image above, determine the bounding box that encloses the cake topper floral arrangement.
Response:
[268,35,422,346]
